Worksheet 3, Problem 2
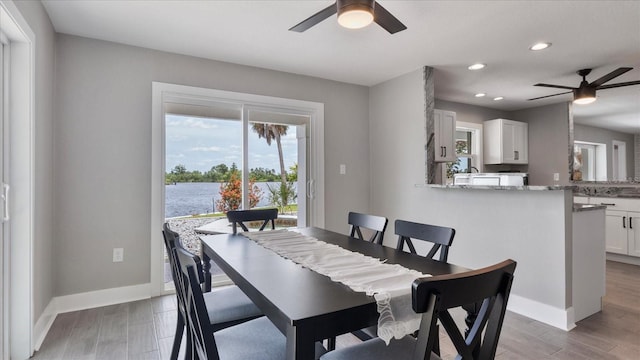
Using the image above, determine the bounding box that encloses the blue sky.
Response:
[165,114,298,173]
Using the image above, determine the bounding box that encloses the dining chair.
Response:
[320,259,517,360]
[174,246,327,360]
[395,219,456,262]
[355,219,457,342]
[226,208,278,234]
[348,212,389,245]
[163,223,262,360]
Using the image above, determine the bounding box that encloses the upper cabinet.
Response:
[483,119,528,164]
[434,109,456,162]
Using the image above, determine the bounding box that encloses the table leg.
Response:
[286,324,316,360]
[202,252,212,292]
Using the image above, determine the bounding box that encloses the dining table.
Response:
[200,227,471,360]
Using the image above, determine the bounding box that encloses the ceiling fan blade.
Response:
[373,2,407,34]
[527,91,573,101]
[590,67,632,87]
[534,83,576,90]
[597,80,640,90]
[289,3,337,32]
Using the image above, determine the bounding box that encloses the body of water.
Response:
[165,182,293,218]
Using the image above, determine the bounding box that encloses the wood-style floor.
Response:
[31,261,640,359]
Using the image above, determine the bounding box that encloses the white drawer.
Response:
[589,197,640,212]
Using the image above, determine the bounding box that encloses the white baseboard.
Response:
[607,253,640,266]
[507,294,576,331]
[33,283,152,350]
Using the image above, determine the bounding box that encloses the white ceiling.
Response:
[42,0,640,133]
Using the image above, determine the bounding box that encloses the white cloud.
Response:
[167,116,219,129]
[190,146,223,152]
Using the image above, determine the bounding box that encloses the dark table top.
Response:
[201,227,470,338]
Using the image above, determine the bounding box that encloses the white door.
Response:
[627,211,640,257]
[605,210,628,254]
[612,140,627,181]
[0,33,8,360]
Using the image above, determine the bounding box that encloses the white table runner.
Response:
[242,229,430,344]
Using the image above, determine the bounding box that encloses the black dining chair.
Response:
[348,212,389,245]
[163,223,262,360]
[320,259,517,360]
[174,246,327,360]
[226,208,278,234]
[355,219,456,342]
[395,219,456,262]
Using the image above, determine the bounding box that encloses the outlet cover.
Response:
[553,173,560,181]
[113,248,124,262]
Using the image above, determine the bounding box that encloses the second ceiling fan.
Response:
[529,67,640,104]
[289,0,407,34]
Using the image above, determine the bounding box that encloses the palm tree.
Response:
[251,123,289,185]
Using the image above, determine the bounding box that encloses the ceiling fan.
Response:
[289,0,407,34]
[528,67,640,104]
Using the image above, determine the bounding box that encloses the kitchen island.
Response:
[405,185,606,330]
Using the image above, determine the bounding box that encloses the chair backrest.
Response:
[174,246,221,360]
[348,212,389,245]
[163,222,205,284]
[411,259,517,360]
[395,219,455,262]
[226,208,278,234]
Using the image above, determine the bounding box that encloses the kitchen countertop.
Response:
[574,184,640,198]
[424,184,574,191]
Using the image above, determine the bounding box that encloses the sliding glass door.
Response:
[162,101,310,290]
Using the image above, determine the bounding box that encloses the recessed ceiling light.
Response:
[493,96,504,101]
[475,93,486,98]
[530,42,551,51]
[468,63,486,70]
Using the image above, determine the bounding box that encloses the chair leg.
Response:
[171,314,185,360]
[326,337,336,351]
[185,325,193,360]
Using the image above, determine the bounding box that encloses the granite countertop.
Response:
[573,203,607,212]
[573,184,640,198]
[424,184,574,191]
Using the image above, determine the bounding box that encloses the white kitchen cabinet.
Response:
[588,197,640,257]
[434,109,456,162]
[483,119,528,164]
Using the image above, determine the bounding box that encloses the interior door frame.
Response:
[150,82,325,296]
[0,1,35,358]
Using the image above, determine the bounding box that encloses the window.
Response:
[574,141,607,181]
[444,122,483,183]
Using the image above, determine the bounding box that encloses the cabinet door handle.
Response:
[623,216,626,228]
[600,203,616,206]
[630,217,633,229]
[443,147,446,157]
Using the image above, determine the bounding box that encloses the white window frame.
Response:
[150,82,325,296]
[443,121,483,181]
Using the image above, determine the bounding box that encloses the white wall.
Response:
[11,0,56,334]
[370,69,573,327]
[53,34,370,296]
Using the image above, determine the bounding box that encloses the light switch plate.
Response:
[553,173,560,181]
[339,164,346,175]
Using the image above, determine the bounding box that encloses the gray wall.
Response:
[54,34,370,296]
[12,0,56,328]
[574,123,635,180]
[512,103,571,185]
[434,99,510,125]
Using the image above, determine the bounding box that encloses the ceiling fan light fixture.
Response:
[337,1,375,29]
[573,87,596,105]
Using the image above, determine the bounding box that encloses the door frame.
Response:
[0,1,35,358]
[150,82,325,296]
